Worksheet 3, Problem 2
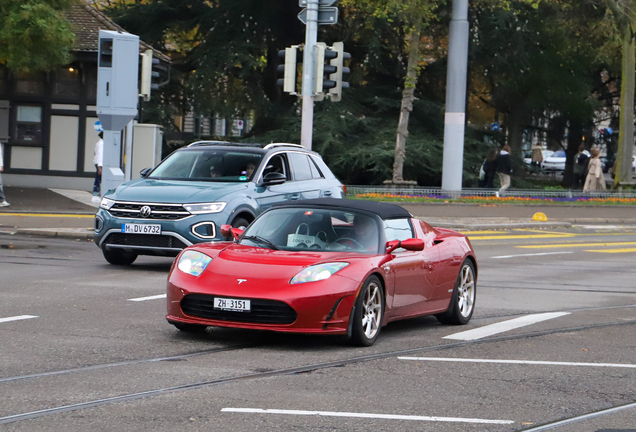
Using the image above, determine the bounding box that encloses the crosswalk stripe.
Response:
[443,312,570,341]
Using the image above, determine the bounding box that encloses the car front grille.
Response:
[104,233,188,249]
[108,202,190,220]
[181,294,297,325]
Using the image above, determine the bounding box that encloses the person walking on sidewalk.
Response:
[572,144,590,189]
[583,147,606,192]
[92,132,103,203]
[496,145,512,197]
[0,142,9,207]
[478,149,498,188]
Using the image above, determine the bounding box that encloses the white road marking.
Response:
[491,252,573,259]
[221,408,514,425]
[443,312,570,341]
[0,315,38,323]
[574,225,625,230]
[398,357,636,369]
[127,294,166,302]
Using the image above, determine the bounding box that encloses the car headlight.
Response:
[183,202,227,214]
[100,197,116,210]
[290,262,349,284]
[177,250,212,277]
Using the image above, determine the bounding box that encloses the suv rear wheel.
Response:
[103,249,138,266]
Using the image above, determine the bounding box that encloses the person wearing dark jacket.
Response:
[496,145,512,197]
[478,149,498,188]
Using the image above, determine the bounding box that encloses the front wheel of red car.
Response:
[350,276,384,347]
[436,259,476,325]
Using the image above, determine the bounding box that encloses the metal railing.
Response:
[346,185,636,199]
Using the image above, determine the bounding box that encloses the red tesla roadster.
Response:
[166,198,477,346]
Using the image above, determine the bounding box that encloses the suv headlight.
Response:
[100,197,116,210]
[290,262,349,284]
[183,202,227,214]
[177,250,212,277]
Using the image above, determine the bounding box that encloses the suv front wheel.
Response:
[103,249,138,266]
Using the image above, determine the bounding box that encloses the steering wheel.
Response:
[309,244,322,250]
[335,237,364,249]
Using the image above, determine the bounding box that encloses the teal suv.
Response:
[94,142,345,265]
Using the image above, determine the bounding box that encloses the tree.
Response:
[0,0,78,73]
[607,0,635,185]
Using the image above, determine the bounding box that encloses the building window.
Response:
[85,64,97,101]
[15,105,42,143]
[54,66,81,99]
[15,72,45,96]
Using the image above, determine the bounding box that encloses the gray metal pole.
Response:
[300,0,319,150]
[101,129,124,197]
[441,0,469,193]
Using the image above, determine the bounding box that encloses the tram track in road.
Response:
[2,318,635,426]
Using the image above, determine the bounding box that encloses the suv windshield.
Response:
[149,149,263,182]
[240,208,379,253]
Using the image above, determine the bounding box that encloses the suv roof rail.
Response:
[187,141,263,148]
[263,143,305,150]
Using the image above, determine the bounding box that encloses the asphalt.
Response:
[0,186,635,240]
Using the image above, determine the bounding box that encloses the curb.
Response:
[431,222,573,230]
[1,228,95,240]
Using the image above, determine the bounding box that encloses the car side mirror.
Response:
[140,167,152,178]
[261,172,286,186]
[220,224,243,240]
[385,238,424,254]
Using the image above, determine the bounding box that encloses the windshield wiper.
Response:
[241,235,279,250]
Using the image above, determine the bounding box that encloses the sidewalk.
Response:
[1,187,636,240]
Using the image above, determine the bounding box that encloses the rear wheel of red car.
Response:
[350,276,384,347]
[172,322,207,333]
[436,259,476,325]
[102,249,137,266]
[231,217,250,230]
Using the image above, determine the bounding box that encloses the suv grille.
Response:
[108,202,190,220]
[104,233,188,249]
[181,294,297,325]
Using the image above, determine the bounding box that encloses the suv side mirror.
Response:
[140,167,152,178]
[261,172,286,186]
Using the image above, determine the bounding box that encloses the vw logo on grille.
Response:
[139,206,152,218]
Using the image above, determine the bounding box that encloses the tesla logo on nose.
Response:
[139,206,152,217]
[237,279,247,284]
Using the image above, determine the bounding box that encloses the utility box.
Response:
[132,123,163,179]
[97,30,139,131]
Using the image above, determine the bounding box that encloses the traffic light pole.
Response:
[300,0,319,150]
[441,0,469,194]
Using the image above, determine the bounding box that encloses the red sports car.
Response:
[166,198,477,346]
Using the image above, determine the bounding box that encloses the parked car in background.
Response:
[166,198,478,346]
[95,142,346,265]
[523,149,554,166]
[542,150,566,171]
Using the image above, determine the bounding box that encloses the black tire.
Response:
[231,217,250,230]
[436,259,476,325]
[350,275,385,347]
[172,322,208,333]
[102,248,137,266]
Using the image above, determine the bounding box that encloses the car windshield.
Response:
[553,150,566,158]
[240,208,380,253]
[149,149,263,182]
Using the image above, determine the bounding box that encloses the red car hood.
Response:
[187,244,368,290]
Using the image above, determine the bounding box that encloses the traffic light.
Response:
[327,42,351,102]
[140,49,170,102]
[314,42,338,99]
[277,46,300,94]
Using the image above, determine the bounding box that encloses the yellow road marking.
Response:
[585,248,636,253]
[460,230,511,235]
[0,213,94,218]
[518,242,636,249]
[469,234,576,240]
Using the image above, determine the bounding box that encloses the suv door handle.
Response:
[290,193,300,200]
[323,190,332,196]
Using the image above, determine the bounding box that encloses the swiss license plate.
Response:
[121,224,161,235]
[214,297,251,312]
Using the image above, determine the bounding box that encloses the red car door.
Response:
[384,218,440,319]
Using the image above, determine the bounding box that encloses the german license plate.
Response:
[121,224,161,235]
[214,297,251,312]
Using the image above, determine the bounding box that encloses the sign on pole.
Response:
[299,0,337,6]
[298,7,338,25]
